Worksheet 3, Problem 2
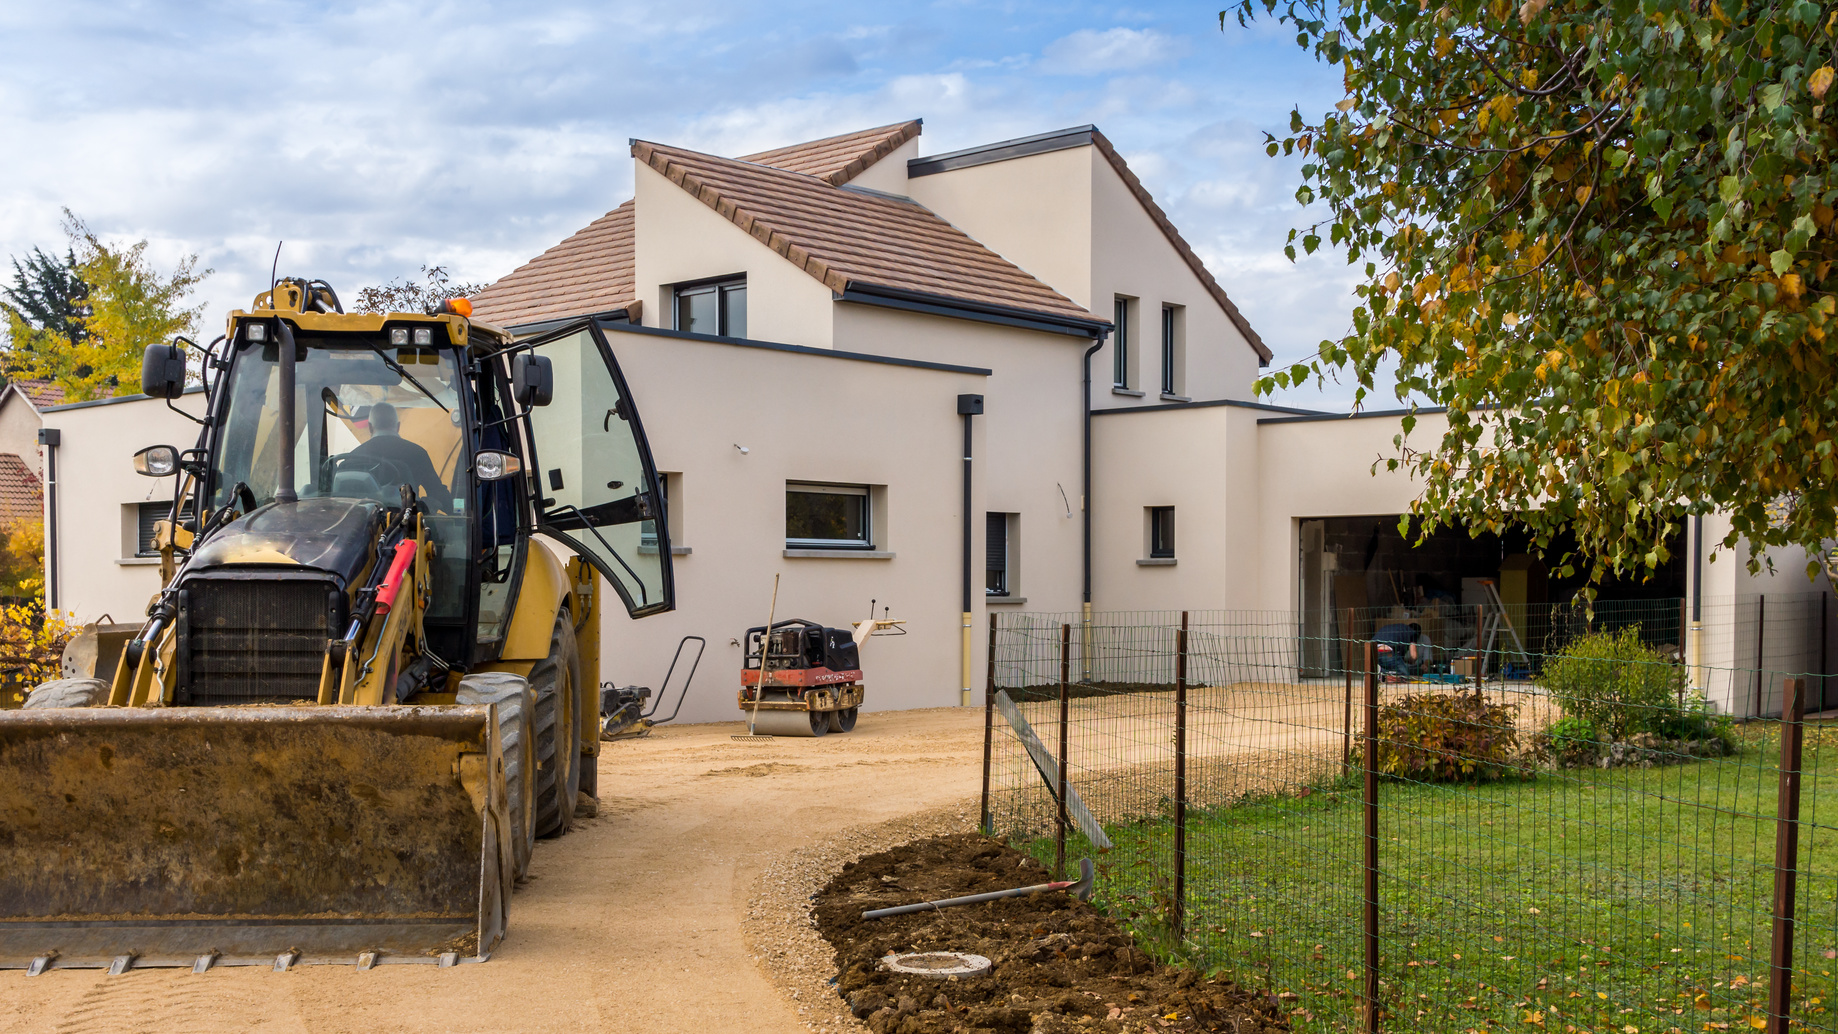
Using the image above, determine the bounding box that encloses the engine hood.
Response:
[185,497,386,588]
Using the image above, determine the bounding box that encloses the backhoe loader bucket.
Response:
[0,705,513,971]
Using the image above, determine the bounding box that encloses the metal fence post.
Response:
[1768,677,1806,1034]
[1057,622,1071,880]
[981,612,998,836]
[1363,640,1381,1034]
[1174,625,1188,944]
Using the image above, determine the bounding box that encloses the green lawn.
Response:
[1013,725,1838,1033]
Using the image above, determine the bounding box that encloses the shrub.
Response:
[1544,715,1600,754]
[1370,690,1521,783]
[1540,627,1689,741]
[0,601,74,694]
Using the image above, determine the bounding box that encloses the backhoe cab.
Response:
[0,278,675,973]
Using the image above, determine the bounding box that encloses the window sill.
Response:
[784,549,895,559]
[117,557,161,566]
[1137,557,1177,566]
[1159,393,1191,403]
[1111,387,1146,397]
[638,546,693,556]
[986,596,1027,605]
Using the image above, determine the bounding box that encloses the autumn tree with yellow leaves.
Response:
[2,210,208,402]
[1232,0,1838,584]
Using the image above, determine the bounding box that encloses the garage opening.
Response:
[1297,516,1687,677]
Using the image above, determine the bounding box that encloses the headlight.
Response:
[412,327,433,346]
[389,328,409,346]
[245,323,267,342]
[133,445,179,477]
[474,450,522,482]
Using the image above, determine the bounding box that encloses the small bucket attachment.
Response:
[0,705,512,971]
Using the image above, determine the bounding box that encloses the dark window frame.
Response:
[673,275,748,339]
[986,511,1012,596]
[1149,506,1175,559]
[1160,305,1177,395]
[1112,297,1131,388]
[786,482,872,550]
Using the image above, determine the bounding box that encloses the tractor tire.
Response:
[531,613,582,839]
[23,678,109,708]
[456,671,536,881]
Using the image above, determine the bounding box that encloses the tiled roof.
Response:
[7,379,66,410]
[1088,130,1272,364]
[632,140,1097,326]
[740,120,922,185]
[469,201,637,328]
[0,453,42,522]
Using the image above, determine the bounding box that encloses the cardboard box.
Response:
[1450,657,1479,678]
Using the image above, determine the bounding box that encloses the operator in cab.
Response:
[352,402,454,512]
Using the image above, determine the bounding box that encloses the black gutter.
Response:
[1093,397,1330,418]
[1082,333,1108,608]
[37,428,58,612]
[41,384,206,413]
[1255,404,1452,425]
[838,283,1110,340]
[1692,515,1703,623]
[503,316,995,378]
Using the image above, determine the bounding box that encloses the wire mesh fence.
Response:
[981,609,1838,1033]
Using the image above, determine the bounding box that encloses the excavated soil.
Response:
[814,834,1288,1034]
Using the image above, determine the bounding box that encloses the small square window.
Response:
[787,483,870,549]
[1148,506,1175,559]
[675,277,747,338]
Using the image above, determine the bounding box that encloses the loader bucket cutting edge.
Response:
[0,705,513,968]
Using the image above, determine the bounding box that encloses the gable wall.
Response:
[630,162,838,348]
[903,146,1095,313]
[1087,148,1261,407]
[0,393,42,472]
[844,137,920,195]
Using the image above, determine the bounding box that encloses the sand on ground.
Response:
[0,707,986,1034]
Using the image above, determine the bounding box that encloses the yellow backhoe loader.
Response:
[0,279,675,973]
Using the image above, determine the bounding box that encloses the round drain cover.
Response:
[880,951,992,979]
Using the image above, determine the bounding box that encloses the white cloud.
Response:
[1040,27,1185,74]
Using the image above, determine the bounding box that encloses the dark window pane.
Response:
[787,489,867,546]
[1150,506,1175,558]
[1161,308,1176,394]
[137,501,195,557]
[1113,298,1129,387]
[721,284,747,339]
[677,286,717,335]
[985,512,1008,595]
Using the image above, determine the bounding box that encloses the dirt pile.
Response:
[813,833,1287,1034]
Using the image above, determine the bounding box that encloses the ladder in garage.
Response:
[1478,579,1532,677]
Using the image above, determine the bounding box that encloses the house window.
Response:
[1112,297,1131,388]
[640,473,670,551]
[1160,305,1180,395]
[674,277,747,338]
[786,482,870,549]
[1149,506,1175,559]
[986,512,1015,596]
[136,500,194,557]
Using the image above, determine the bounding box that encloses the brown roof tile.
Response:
[632,140,1097,327]
[1088,130,1272,363]
[0,453,42,522]
[469,201,637,328]
[7,380,66,410]
[740,120,922,185]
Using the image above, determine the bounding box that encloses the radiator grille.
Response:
[181,579,332,705]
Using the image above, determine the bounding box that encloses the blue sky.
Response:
[0,1,1370,408]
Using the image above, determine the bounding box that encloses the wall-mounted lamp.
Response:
[733,444,750,454]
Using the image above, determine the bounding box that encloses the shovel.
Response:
[862,858,1094,919]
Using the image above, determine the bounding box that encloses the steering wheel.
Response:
[321,453,412,501]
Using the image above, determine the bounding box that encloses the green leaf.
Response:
[1771,249,1793,274]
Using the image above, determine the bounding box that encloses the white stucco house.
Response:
[40,119,1831,722]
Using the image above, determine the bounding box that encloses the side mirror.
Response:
[512,354,553,408]
[133,445,179,477]
[473,450,523,482]
[140,340,186,399]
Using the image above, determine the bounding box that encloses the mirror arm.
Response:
[165,395,209,427]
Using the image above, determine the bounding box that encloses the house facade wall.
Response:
[0,393,42,470]
[41,394,205,623]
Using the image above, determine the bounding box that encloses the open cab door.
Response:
[516,320,674,617]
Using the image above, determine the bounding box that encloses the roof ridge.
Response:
[738,120,922,186]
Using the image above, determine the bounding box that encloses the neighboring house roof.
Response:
[470,201,636,329]
[0,453,42,522]
[740,120,922,185]
[631,139,1096,327]
[4,379,67,411]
